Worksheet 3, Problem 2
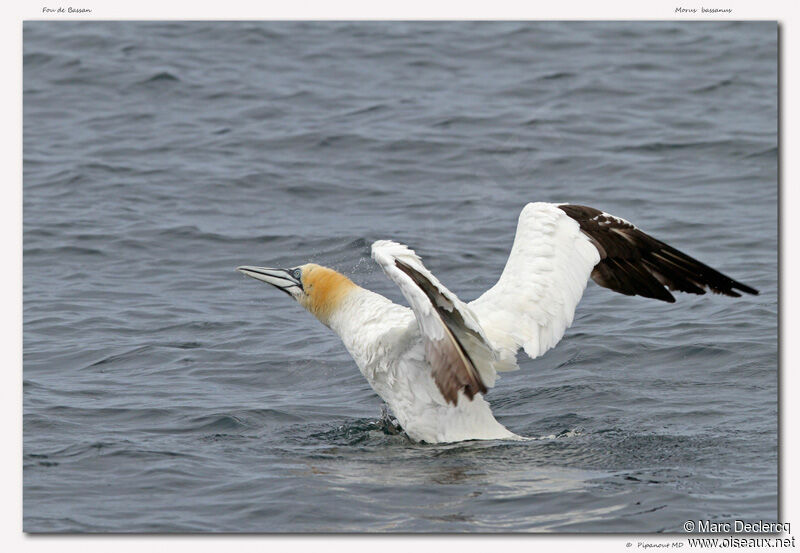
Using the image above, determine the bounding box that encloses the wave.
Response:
[138,71,182,84]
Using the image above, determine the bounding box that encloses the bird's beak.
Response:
[236,266,303,297]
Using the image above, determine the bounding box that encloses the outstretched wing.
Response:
[371,240,516,405]
[470,202,758,361]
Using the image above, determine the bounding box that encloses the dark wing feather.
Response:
[558,204,759,303]
[395,259,487,404]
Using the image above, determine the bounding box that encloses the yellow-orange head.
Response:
[295,263,358,325]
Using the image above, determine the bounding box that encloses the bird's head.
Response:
[236,263,357,326]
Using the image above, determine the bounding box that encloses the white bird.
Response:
[237,202,758,444]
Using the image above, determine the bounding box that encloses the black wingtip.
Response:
[734,283,759,296]
[559,204,760,304]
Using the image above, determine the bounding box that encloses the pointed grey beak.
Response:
[236,266,303,297]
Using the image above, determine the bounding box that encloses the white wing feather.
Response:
[371,240,515,393]
[469,202,601,360]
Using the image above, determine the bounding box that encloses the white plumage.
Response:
[470,202,600,360]
[237,202,758,443]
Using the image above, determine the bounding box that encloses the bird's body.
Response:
[327,286,516,442]
[238,202,758,443]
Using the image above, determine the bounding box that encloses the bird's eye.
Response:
[293,269,301,280]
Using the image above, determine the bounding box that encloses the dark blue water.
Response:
[23,21,777,532]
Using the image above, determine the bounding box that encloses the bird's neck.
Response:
[326,287,412,363]
[327,287,386,334]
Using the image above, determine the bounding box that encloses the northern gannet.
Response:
[237,203,758,444]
